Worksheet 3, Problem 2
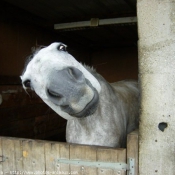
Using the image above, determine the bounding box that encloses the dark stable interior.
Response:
[0,0,138,142]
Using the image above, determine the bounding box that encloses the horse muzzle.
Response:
[46,67,99,118]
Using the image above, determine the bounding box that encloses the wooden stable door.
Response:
[0,131,138,175]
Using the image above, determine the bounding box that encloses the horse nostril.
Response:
[23,80,31,88]
[47,89,63,99]
[67,67,84,82]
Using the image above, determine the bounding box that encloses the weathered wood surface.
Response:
[0,138,2,173]
[127,130,139,175]
[45,142,70,174]
[0,135,138,175]
[97,147,126,175]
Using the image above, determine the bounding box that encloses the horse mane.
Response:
[83,64,96,74]
[22,46,46,75]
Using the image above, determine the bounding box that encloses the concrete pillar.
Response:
[137,0,175,174]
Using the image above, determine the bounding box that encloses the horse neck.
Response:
[70,77,124,129]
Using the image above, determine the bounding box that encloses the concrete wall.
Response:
[138,0,175,174]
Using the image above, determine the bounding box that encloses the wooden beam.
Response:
[54,17,137,30]
[127,130,139,175]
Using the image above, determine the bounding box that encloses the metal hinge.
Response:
[57,157,135,174]
[127,158,135,175]
[0,155,135,174]
[0,156,6,163]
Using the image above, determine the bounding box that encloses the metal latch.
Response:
[57,157,135,174]
[0,156,6,163]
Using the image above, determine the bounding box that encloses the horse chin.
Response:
[70,88,99,118]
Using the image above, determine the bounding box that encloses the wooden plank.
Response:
[70,144,97,175]
[0,136,129,175]
[0,138,2,174]
[1,138,23,173]
[2,138,16,174]
[97,147,126,175]
[14,139,23,172]
[22,139,45,174]
[59,143,70,174]
[44,141,70,174]
[45,142,60,174]
[127,130,139,175]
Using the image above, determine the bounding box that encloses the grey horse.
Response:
[21,42,139,148]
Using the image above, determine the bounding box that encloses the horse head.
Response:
[21,42,101,119]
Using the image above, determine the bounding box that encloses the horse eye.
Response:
[58,45,66,51]
[23,80,31,88]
